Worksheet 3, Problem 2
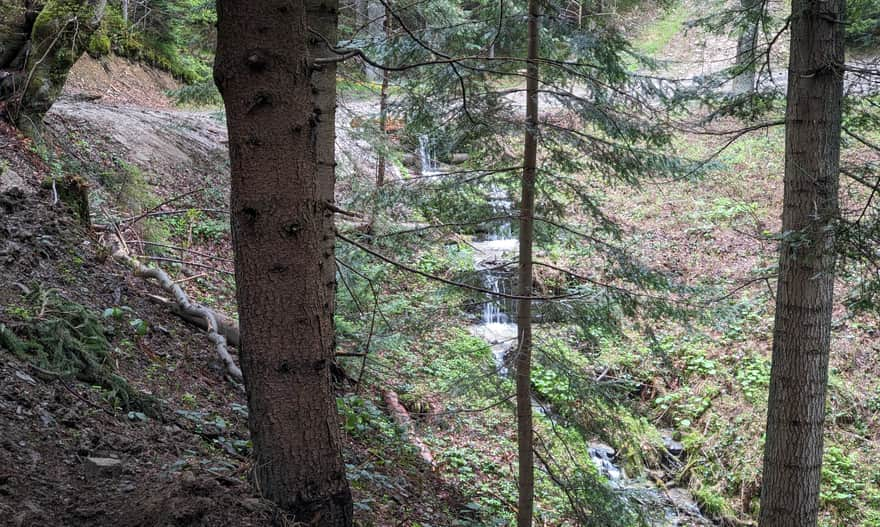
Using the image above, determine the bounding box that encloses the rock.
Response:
[448,153,469,164]
[0,167,32,195]
[588,442,624,482]
[660,429,684,457]
[240,497,269,513]
[13,371,36,386]
[84,457,123,479]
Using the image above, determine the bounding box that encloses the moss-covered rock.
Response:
[0,0,32,67]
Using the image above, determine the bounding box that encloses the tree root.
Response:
[146,293,240,347]
[110,240,243,383]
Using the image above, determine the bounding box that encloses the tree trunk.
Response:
[732,0,759,94]
[214,1,352,525]
[0,0,106,134]
[364,0,383,82]
[758,1,844,526]
[516,1,539,525]
[376,4,390,188]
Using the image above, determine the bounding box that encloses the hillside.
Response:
[0,1,879,526]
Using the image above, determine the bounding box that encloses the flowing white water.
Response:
[418,134,439,176]
[466,186,715,526]
[470,184,519,373]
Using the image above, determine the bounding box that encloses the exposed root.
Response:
[146,293,240,347]
[109,237,243,383]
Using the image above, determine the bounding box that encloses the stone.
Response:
[13,371,36,386]
[84,457,123,479]
[0,167,32,195]
[660,429,684,457]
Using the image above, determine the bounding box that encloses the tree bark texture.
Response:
[376,4,390,187]
[516,1,539,525]
[758,1,844,526]
[732,0,759,94]
[214,1,352,525]
[307,0,340,357]
[0,0,106,133]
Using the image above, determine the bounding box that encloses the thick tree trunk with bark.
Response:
[0,0,106,133]
[516,1,539,525]
[214,1,352,525]
[307,0,340,357]
[758,1,844,526]
[732,0,759,94]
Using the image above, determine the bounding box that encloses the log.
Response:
[383,390,435,468]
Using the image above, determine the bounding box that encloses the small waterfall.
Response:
[470,185,519,374]
[466,184,715,526]
[487,185,513,240]
[418,134,438,176]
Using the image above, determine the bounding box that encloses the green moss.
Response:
[87,31,111,57]
[692,486,731,519]
[11,1,104,132]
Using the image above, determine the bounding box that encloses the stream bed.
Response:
[465,187,716,526]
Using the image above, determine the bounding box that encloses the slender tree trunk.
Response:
[516,1,539,525]
[732,0,759,94]
[758,1,844,526]
[376,4,390,188]
[214,1,352,525]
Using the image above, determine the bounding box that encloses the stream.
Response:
[452,173,715,525]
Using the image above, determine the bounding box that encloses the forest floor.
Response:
[0,56,474,526]
[1,1,880,525]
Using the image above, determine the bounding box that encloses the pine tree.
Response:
[516,3,539,525]
[758,1,845,525]
[214,0,353,524]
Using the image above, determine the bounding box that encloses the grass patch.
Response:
[634,1,689,56]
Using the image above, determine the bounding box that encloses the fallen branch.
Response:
[110,239,243,382]
[383,390,435,468]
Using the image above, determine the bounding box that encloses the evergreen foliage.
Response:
[0,288,159,416]
[94,0,217,84]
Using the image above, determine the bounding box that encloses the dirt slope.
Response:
[0,54,471,526]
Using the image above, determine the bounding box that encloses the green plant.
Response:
[336,394,396,440]
[821,446,865,519]
[634,1,688,56]
[736,355,770,404]
[103,305,149,337]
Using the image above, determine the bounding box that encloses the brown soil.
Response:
[1,55,473,526]
[64,55,180,109]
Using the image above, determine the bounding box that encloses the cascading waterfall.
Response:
[467,184,714,526]
[418,134,438,176]
[470,184,519,374]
